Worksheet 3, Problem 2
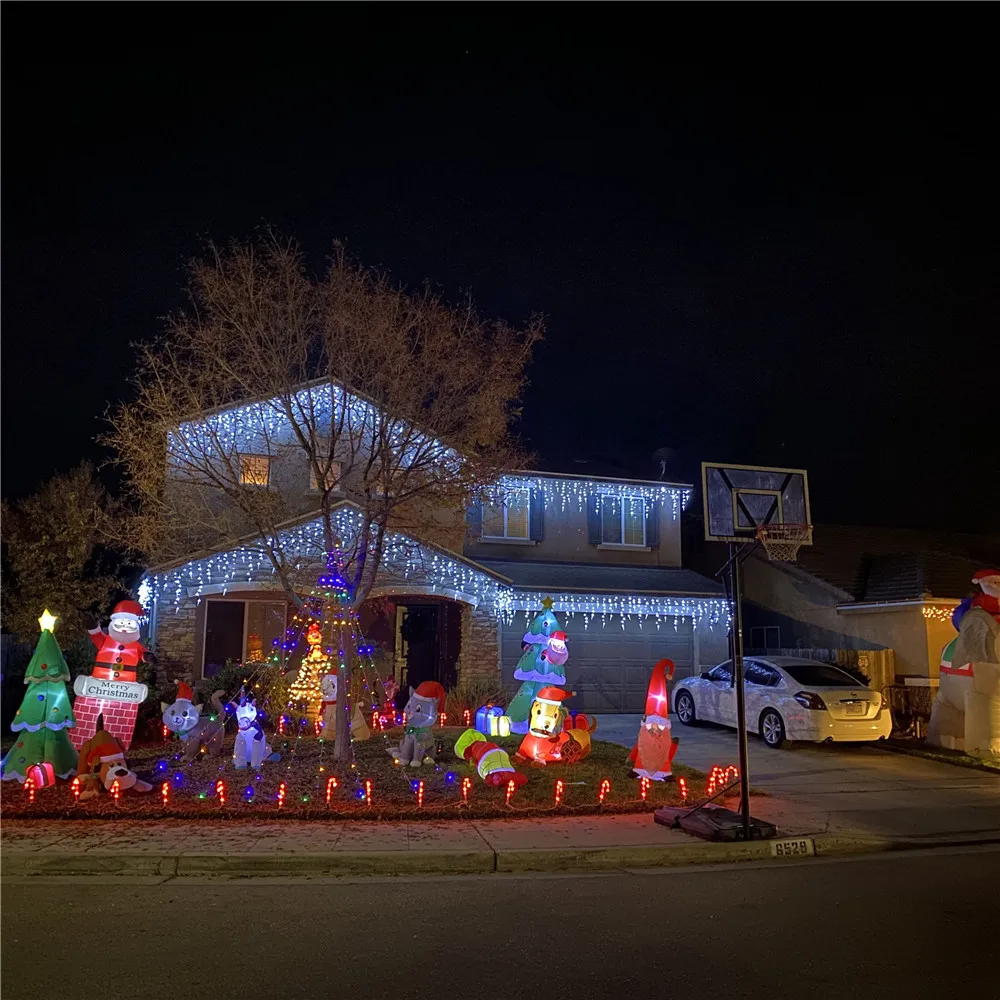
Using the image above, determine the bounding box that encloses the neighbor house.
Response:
[737,524,1000,687]
[140,389,729,713]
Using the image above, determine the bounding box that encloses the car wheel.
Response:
[675,691,697,726]
[760,708,786,748]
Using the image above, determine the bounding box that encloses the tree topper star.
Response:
[38,609,58,632]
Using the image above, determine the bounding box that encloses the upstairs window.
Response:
[600,495,646,546]
[482,488,530,540]
[310,460,342,493]
[240,454,271,487]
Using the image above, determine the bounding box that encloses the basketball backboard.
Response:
[701,462,811,543]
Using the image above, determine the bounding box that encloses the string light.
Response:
[922,604,957,622]
[161,781,170,807]
[215,779,226,806]
[461,776,472,806]
[554,780,564,807]
[325,776,338,805]
[505,778,516,806]
[599,778,610,805]
[493,473,691,519]
[71,777,81,803]
[640,777,650,802]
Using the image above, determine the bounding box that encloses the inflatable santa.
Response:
[70,600,150,751]
[628,659,680,780]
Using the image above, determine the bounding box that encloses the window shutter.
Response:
[645,499,660,548]
[466,502,483,538]
[587,494,602,545]
[529,488,544,541]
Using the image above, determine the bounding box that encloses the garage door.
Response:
[502,617,694,713]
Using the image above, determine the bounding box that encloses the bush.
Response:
[444,676,509,721]
[194,661,291,727]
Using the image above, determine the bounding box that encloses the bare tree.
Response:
[105,234,542,758]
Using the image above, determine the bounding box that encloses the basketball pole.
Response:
[728,541,753,840]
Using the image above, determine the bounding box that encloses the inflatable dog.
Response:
[77,726,153,800]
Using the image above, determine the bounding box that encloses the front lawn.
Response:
[1,725,708,821]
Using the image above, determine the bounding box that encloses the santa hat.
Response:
[110,600,144,621]
[535,686,573,707]
[174,680,196,704]
[86,737,125,771]
[972,569,1000,583]
[643,659,674,726]
[413,681,446,713]
[549,631,567,643]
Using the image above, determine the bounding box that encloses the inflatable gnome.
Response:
[389,681,445,766]
[507,598,569,735]
[1,610,77,785]
[928,569,1000,758]
[71,600,150,751]
[628,659,680,780]
[455,729,527,787]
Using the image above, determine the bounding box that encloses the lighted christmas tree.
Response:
[287,621,330,721]
[1,610,78,783]
[506,597,569,734]
[285,554,355,745]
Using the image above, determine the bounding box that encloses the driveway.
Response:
[595,713,1000,842]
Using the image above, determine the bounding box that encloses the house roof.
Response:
[758,524,1000,602]
[472,558,725,597]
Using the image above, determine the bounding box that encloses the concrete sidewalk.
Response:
[5,792,1000,878]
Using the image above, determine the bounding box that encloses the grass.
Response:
[884,738,1000,773]
[1,725,707,821]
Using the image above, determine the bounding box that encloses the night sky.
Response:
[3,10,997,534]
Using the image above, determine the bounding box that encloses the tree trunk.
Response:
[332,622,353,762]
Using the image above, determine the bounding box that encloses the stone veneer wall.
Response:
[456,604,501,684]
[152,600,198,684]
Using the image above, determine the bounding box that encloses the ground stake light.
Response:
[554,779,564,807]
[215,779,226,806]
[71,776,81,802]
[599,778,611,805]
[326,776,338,805]
[161,781,170,807]
[417,780,424,807]
[111,779,121,804]
[462,776,472,806]
[640,776,650,802]
[24,777,35,804]
[679,777,688,802]
[277,781,287,809]
[505,778,516,806]
[365,778,373,807]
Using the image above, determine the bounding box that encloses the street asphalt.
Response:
[3,844,997,1000]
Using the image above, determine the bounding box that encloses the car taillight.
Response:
[794,692,827,711]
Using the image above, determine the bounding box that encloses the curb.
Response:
[4,835,999,878]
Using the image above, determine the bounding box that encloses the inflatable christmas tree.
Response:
[1,610,77,783]
[506,597,570,734]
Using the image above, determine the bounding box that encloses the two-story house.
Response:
[140,391,730,713]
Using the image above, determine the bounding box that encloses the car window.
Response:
[745,661,780,687]
[781,662,863,687]
[708,662,733,683]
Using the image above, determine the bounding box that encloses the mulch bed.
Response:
[1,725,708,821]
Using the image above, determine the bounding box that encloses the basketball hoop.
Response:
[756,523,813,561]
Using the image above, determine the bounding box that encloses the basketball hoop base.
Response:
[756,523,813,562]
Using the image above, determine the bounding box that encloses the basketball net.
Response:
[756,523,813,562]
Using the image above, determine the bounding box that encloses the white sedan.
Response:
[672,656,892,748]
